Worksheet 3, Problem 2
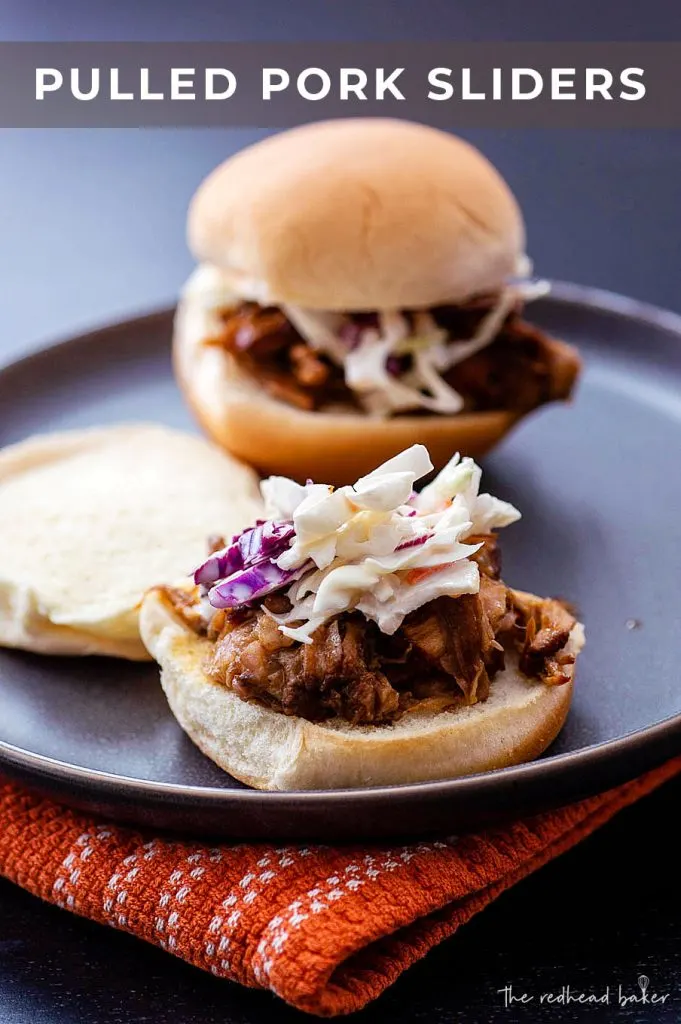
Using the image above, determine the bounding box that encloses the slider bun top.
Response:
[0,424,261,660]
[188,118,525,311]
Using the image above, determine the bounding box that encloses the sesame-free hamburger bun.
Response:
[188,118,525,311]
[175,119,579,483]
[0,425,261,660]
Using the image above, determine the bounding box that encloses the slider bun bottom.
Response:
[140,588,584,791]
[173,299,520,485]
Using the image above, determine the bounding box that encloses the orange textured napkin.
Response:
[1,758,679,1017]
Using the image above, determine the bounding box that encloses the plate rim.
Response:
[1,279,680,810]
[0,708,679,807]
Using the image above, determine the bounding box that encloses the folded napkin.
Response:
[1,758,679,1017]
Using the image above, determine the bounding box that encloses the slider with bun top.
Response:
[175,118,581,483]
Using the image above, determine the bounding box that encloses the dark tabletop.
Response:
[1,2,681,1022]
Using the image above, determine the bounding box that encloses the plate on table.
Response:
[0,282,680,841]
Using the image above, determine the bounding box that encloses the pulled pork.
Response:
[511,590,577,687]
[205,610,400,724]
[207,303,350,411]
[164,536,576,726]
[207,298,581,414]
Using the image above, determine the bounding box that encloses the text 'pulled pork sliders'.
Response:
[140,445,584,790]
[175,118,581,483]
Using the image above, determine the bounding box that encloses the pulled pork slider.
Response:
[175,118,581,484]
[140,444,584,789]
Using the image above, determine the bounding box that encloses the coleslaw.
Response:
[184,256,550,417]
[196,445,521,644]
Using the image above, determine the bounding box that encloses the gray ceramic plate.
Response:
[0,282,680,841]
